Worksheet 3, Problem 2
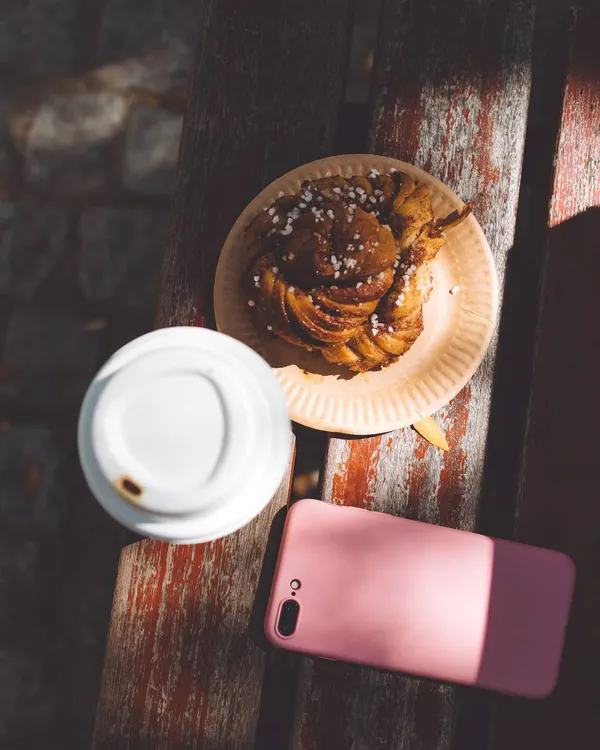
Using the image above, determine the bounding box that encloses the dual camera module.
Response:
[277,579,301,636]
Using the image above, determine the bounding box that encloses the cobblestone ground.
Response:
[0,1,198,747]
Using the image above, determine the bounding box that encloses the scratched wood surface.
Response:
[490,10,600,750]
[92,445,295,750]
[93,2,353,747]
[290,2,536,749]
[156,0,353,329]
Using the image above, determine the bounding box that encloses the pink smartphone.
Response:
[265,499,575,698]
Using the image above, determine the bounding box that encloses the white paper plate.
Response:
[214,155,497,435]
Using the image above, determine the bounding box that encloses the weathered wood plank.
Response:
[156,0,353,329]
[291,2,535,749]
[94,2,352,747]
[92,443,295,750]
[490,10,600,750]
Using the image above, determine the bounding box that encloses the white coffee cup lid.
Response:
[78,327,292,543]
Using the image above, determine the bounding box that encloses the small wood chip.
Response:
[412,417,449,451]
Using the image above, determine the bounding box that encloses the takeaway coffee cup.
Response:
[78,327,291,543]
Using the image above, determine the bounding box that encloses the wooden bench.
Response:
[92,3,600,748]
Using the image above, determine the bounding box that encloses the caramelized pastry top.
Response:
[243,169,469,372]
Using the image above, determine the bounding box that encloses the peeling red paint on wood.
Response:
[94,2,354,746]
[329,436,382,507]
[437,387,470,528]
[294,2,535,748]
[93,446,295,749]
[405,434,430,519]
[192,306,205,328]
[550,15,600,227]
[491,10,600,750]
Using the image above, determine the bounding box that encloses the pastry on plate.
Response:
[242,169,469,373]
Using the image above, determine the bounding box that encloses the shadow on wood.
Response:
[490,207,600,750]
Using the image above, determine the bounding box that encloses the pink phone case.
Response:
[265,499,575,698]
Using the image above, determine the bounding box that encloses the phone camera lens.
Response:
[277,599,299,637]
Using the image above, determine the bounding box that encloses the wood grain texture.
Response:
[290,2,535,749]
[156,0,353,329]
[92,443,295,749]
[95,2,353,747]
[549,13,600,229]
[490,10,600,750]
